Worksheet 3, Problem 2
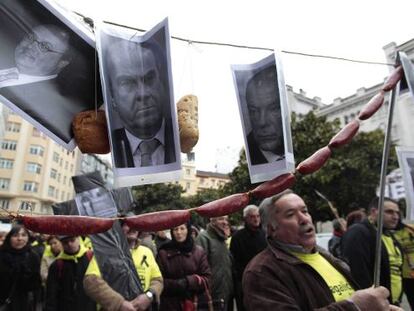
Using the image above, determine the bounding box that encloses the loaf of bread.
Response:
[177,94,199,153]
[72,110,110,154]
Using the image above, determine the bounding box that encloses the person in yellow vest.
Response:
[393,221,414,309]
[81,236,93,250]
[243,190,402,311]
[84,221,163,311]
[341,197,403,305]
[40,235,62,284]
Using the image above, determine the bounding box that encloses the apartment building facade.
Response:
[0,112,80,215]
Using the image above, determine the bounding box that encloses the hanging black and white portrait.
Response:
[396,147,414,221]
[97,18,181,187]
[0,0,100,149]
[399,51,414,101]
[231,53,294,183]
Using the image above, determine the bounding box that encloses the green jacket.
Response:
[195,224,233,304]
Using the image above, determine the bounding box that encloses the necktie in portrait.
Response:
[139,139,160,167]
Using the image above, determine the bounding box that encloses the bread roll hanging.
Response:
[177,95,199,153]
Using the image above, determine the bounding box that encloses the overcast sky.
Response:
[55,0,414,173]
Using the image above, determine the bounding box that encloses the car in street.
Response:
[315,232,332,252]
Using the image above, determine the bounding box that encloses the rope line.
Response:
[73,12,396,67]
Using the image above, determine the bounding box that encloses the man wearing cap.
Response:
[45,235,96,311]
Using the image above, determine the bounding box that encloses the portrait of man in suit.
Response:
[0,24,71,88]
[0,0,99,147]
[245,65,285,165]
[105,37,176,168]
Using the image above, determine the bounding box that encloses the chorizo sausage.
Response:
[195,193,250,218]
[124,210,191,231]
[296,146,332,175]
[328,120,360,149]
[19,215,114,235]
[382,65,403,92]
[358,92,385,120]
[251,173,296,199]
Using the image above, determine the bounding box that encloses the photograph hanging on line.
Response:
[231,52,295,184]
[96,18,181,188]
[399,51,414,101]
[396,146,414,221]
[0,0,100,149]
[75,187,118,218]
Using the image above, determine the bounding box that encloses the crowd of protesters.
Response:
[0,191,413,310]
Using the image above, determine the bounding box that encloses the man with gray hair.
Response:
[230,205,267,311]
[243,190,402,310]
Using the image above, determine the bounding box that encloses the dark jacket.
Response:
[45,247,96,311]
[0,246,41,311]
[328,233,342,258]
[195,225,233,305]
[112,122,176,168]
[340,219,402,303]
[157,244,211,311]
[230,225,267,282]
[243,240,360,311]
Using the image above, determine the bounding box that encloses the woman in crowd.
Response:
[0,224,41,310]
[40,235,62,283]
[157,222,212,311]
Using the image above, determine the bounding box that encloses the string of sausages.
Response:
[0,66,403,235]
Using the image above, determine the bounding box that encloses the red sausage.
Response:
[296,146,332,175]
[124,210,191,231]
[195,193,250,218]
[328,120,360,149]
[20,215,114,235]
[382,66,403,92]
[358,92,385,120]
[251,173,296,199]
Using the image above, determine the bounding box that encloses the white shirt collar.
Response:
[0,67,56,88]
[262,149,285,163]
[125,119,165,154]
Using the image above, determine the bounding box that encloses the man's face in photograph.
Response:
[15,25,70,76]
[246,66,283,154]
[108,41,165,139]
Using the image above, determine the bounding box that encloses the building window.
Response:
[1,140,17,151]
[32,128,46,138]
[6,122,21,132]
[29,145,44,156]
[70,164,74,172]
[186,182,191,190]
[50,169,57,179]
[55,189,59,199]
[0,178,10,190]
[26,162,42,174]
[186,169,191,176]
[48,186,55,197]
[23,181,38,192]
[57,173,61,182]
[53,152,59,163]
[0,158,13,169]
[61,191,65,201]
[20,201,36,211]
[0,198,10,209]
[63,176,66,185]
[65,161,68,169]
[59,158,63,166]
